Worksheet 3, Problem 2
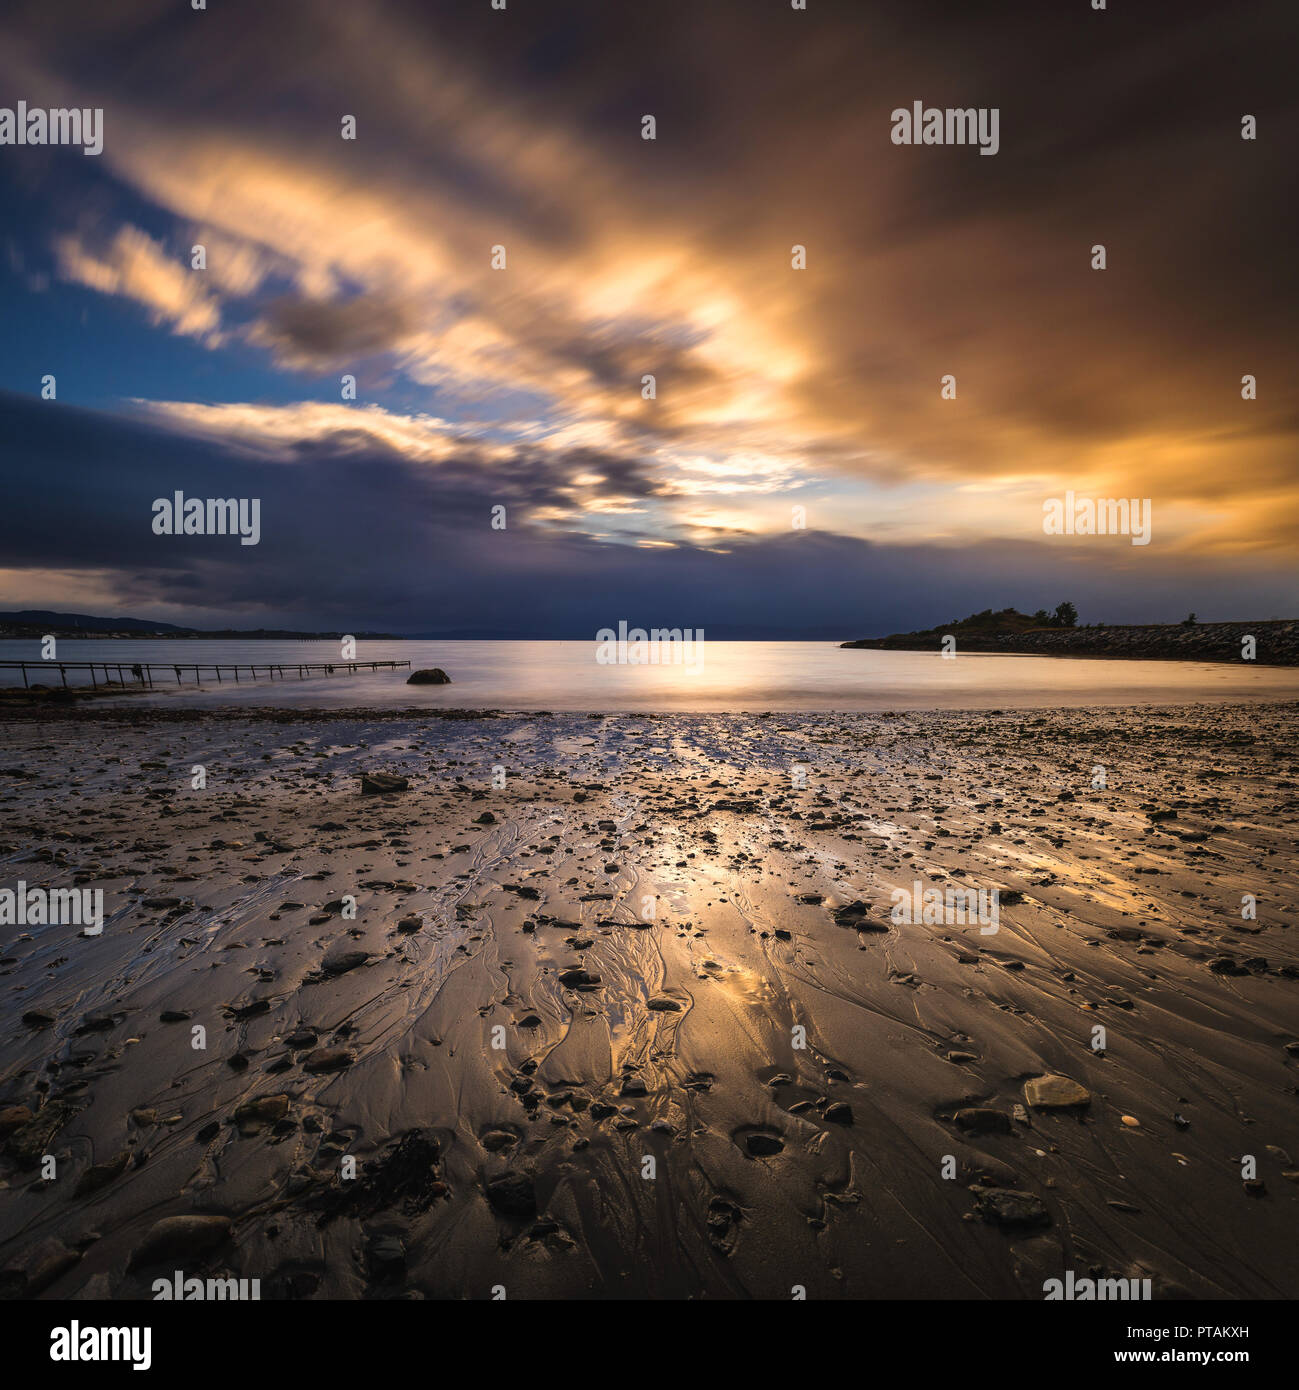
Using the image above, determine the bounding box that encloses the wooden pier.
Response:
[0,659,411,689]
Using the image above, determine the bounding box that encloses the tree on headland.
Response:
[1183,612,1197,626]
[1053,602,1078,628]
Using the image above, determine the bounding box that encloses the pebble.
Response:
[972,1187,1051,1228]
[128,1215,232,1268]
[304,1048,354,1073]
[1024,1075,1091,1109]
[485,1171,537,1220]
[745,1133,784,1157]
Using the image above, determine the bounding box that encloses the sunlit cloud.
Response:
[55,226,223,344]
[1,0,1295,619]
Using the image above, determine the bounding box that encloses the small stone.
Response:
[1024,1075,1091,1109]
[304,1048,354,1073]
[0,1105,33,1139]
[361,772,409,795]
[485,1171,537,1220]
[973,1187,1051,1228]
[321,949,370,976]
[367,1233,407,1280]
[128,1215,232,1268]
[4,1238,80,1296]
[4,1100,77,1169]
[558,967,601,990]
[74,1150,130,1197]
[233,1095,290,1134]
[953,1107,1011,1135]
[831,900,888,932]
[745,1133,784,1157]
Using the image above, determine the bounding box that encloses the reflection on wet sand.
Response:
[1,701,1296,1299]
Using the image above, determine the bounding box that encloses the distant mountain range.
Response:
[0,612,854,641]
[0,611,398,640]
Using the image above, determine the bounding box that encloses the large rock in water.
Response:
[407,668,451,685]
[1024,1074,1092,1109]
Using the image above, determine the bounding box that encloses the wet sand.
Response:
[1,701,1297,1300]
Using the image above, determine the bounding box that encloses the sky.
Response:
[1,0,1296,637]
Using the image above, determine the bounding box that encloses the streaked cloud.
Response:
[54,226,223,344]
[1,0,1295,626]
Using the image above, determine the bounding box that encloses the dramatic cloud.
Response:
[54,226,223,344]
[0,0,1295,628]
[1,391,1292,636]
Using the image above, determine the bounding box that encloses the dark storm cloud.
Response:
[2,393,1292,634]
[252,294,414,364]
[1,0,1296,626]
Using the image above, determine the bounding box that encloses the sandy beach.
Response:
[1,699,1296,1301]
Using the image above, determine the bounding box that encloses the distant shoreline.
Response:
[0,628,401,641]
[841,618,1299,667]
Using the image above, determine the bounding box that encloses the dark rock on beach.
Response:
[128,1215,232,1268]
[361,771,409,794]
[953,1107,1013,1135]
[972,1187,1051,1228]
[485,1171,537,1220]
[321,948,371,976]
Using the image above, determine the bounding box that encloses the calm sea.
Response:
[3,638,1298,711]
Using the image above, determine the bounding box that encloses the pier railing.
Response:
[0,659,412,689]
